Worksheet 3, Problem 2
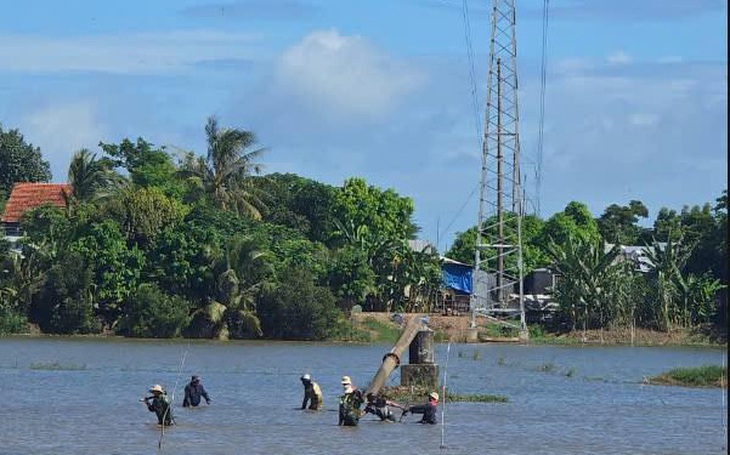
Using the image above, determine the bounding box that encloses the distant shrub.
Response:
[0,308,27,335]
[118,284,191,338]
[258,266,340,340]
[647,365,727,388]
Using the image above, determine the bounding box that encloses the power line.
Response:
[536,0,550,218]
[461,0,483,147]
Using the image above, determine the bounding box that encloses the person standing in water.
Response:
[300,374,323,410]
[143,384,174,426]
[364,393,405,422]
[338,376,365,426]
[183,375,211,408]
[403,391,439,424]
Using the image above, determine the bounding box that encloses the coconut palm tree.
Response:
[182,117,268,219]
[187,235,272,339]
[67,149,121,203]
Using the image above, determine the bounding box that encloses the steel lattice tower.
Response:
[472,0,527,338]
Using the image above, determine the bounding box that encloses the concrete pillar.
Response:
[465,327,479,343]
[401,329,438,389]
[409,330,434,364]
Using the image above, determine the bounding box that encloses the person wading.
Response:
[143,384,174,426]
[338,376,364,427]
[183,375,211,408]
[300,374,323,410]
[403,391,439,424]
[364,393,405,422]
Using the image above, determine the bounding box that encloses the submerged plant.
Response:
[29,361,86,371]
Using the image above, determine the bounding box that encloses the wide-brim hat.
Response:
[341,375,351,385]
[149,384,164,394]
[429,391,439,401]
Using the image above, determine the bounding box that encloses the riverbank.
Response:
[349,312,726,347]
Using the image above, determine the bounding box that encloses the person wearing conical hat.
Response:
[338,375,365,426]
[300,374,323,410]
[143,384,174,426]
[403,391,439,424]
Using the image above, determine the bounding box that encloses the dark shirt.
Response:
[183,382,210,407]
[147,394,174,426]
[364,403,396,422]
[408,401,438,424]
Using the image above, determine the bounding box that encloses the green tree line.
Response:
[1,121,727,339]
[0,120,442,339]
[446,197,727,338]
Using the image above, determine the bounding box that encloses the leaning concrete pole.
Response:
[364,315,426,397]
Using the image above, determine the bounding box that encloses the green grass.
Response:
[646,365,727,388]
[482,322,518,338]
[359,317,402,343]
[29,361,86,371]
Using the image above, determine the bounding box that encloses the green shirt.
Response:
[147,393,174,426]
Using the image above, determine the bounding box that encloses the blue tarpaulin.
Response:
[441,263,473,294]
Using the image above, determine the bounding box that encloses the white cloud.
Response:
[274,29,426,119]
[21,102,103,181]
[531,58,726,209]
[657,56,683,64]
[629,113,660,127]
[606,51,632,65]
[0,30,260,74]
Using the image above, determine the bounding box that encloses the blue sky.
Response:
[0,0,726,251]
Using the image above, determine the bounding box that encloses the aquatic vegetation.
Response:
[645,365,727,388]
[537,362,556,373]
[29,361,86,371]
[446,393,508,403]
[381,385,507,404]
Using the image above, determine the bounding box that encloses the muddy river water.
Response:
[0,337,725,454]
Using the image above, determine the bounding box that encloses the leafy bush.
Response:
[0,307,27,334]
[31,253,101,334]
[119,284,191,338]
[258,266,340,340]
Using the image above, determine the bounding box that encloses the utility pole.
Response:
[472,0,528,340]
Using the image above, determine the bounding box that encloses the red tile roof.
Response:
[1,183,71,223]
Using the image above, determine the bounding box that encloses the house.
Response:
[1,182,71,252]
[437,257,473,315]
[605,243,665,273]
[408,239,437,255]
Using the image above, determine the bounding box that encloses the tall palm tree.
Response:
[67,149,120,203]
[184,117,268,219]
[188,235,272,339]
